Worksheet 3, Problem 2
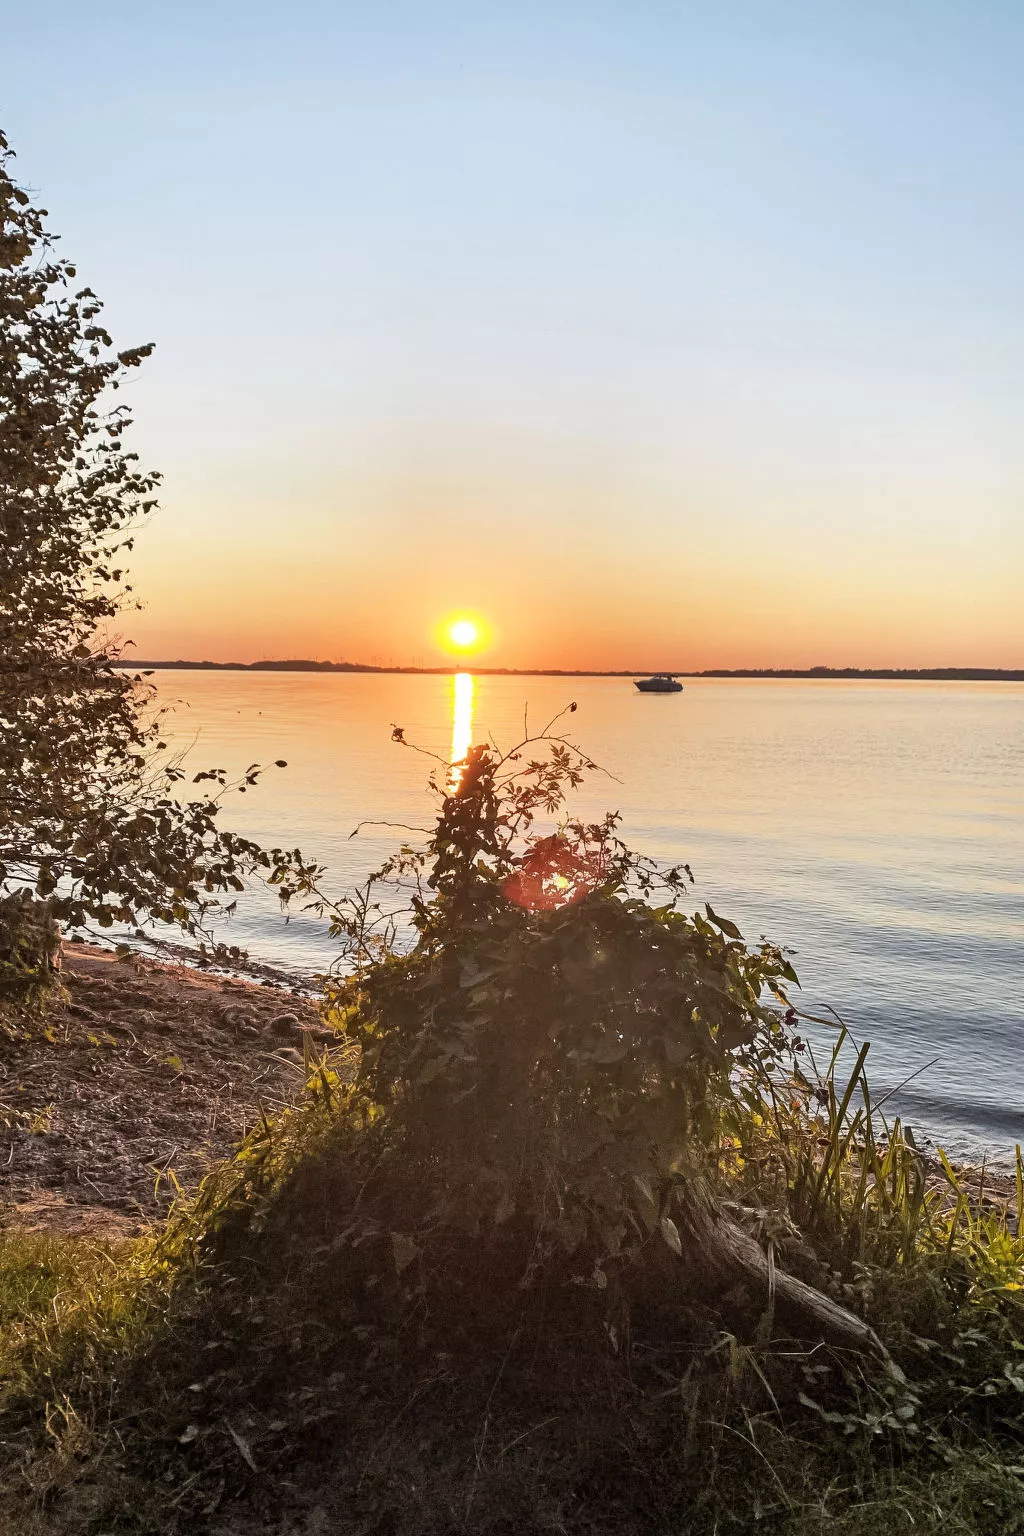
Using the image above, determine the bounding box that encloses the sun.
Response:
[448,618,479,649]
[436,611,491,658]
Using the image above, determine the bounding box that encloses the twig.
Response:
[872,1057,940,1113]
[347,819,433,841]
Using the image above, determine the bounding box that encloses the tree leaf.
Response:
[660,1216,683,1257]
[225,1421,258,1473]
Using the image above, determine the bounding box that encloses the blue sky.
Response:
[5,2,1022,666]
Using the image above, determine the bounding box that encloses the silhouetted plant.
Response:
[0,891,60,1007]
[0,131,318,985]
[313,715,876,1348]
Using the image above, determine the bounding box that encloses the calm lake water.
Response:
[149,671,1023,1163]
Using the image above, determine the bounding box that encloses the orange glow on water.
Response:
[448,670,474,787]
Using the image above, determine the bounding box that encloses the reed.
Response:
[727,1026,1024,1314]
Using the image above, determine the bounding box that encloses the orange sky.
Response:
[14,5,1021,671]
[124,424,1021,670]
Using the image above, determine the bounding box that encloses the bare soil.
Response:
[0,944,328,1237]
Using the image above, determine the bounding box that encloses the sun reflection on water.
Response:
[448,671,475,788]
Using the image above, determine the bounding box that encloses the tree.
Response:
[0,130,314,994]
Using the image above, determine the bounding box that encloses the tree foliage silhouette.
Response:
[0,130,312,990]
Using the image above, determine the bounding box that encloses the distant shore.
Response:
[115,660,1024,681]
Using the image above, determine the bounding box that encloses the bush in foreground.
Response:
[2,731,1024,1533]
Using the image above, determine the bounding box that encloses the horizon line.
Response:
[111,660,1024,681]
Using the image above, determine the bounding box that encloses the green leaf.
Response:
[633,1173,655,1206]
[660,1216,682,1257]
[705,904,742,940]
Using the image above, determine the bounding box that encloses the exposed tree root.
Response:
[677,1178,886,1356]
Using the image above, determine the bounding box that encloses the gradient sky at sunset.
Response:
[6,2,1022,669]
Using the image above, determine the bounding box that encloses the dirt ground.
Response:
[0,944,330,1238]
[0,944,1013,1245]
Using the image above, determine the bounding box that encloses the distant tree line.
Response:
[119,660,1024,681]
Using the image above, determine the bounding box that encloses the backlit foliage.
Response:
[323,727,797,1287]
[0,131,316,974]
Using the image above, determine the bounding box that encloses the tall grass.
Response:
[727,1026,1024,1352]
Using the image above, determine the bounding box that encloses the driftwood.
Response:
[676,1178,885,1356]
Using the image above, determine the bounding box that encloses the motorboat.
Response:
[634,674,684,693]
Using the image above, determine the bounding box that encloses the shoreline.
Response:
[2,941,1014,1241]
[0,942,330,1237]
[114,661,1024,681]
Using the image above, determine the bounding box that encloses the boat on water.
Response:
[634,674,684,693]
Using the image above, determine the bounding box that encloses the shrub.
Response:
[0,892,60,1008]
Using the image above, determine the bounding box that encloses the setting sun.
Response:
[448,618,479,649]
[433,612,491,660]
